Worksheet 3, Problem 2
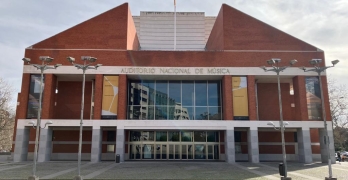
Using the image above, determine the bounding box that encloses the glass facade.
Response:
[305,77,322,120]
[128,130,220,160]
[128,80,222,120]
[27,74,45,118]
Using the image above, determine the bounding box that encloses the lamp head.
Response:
[54,64,62,68]
[299,66,306,71]
[289,59,298,66]
[81,56,97,62]
[28,121,35,125]
[267,121,274,126]
[95,64,102,69]
[40,56,54,62]
[284,122,289,126]
[267,59,275,65]
[309,59,322,65]
[45,121,53,125]
[66,56,75,63]
[332,60,339,66]
[22,57,31,64]
[260,66,267,71]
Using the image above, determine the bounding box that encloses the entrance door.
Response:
[142,144,154,159]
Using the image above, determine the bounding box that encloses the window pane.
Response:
[156,131,167,141]
[207,131,219,142]
[128,81,141,105]
[182,106,193,120]
[169,81,181,105]
[195,81,207,106]
[181,131,192,142]
[168,131,180,142]
[128,106,141,120]
[155,81,168,106]
[194,145,206,159]
[130,131,142,141]
[168,106,177,120]
[208,81,221,106]
[27,75,45,118]
[140,106,154,120]
[155,106,168,120]
[141,131,154,141]
[141,81,155,105]
[209,107,222,120]
[194,131,206,142]
[182,81,194,106]
[195,107,208,120]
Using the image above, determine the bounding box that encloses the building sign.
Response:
[305,77,322,120]
[232,77,249,120]
[27,75,45,118]
[102,76,119,119]
[120,67,231,75]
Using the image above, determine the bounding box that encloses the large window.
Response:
[27,74,45,118]
[305,77,322,120]
[127,80,222,120]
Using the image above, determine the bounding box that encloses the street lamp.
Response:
[300,59,339,180]
[261,58,297,179]
[28,120,53,129]
[67,56,101,180]
[22,56,60,180]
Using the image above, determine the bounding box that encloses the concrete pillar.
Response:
[297,127,313,163]
[222,76,233,120]
[319,128,336,164]
[91,127,102,162]
[38,127,53,162]
[116,126,125,162]
[248,127,259,163]
[13,127,30,162]
[225,128,235,163]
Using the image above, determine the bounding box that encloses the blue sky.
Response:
[0,0,347,105]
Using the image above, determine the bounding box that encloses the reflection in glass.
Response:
[182,106,192,120]
[156,81,168,105]
[305,77,322,120]
[130,131,141,141]
[195,145,206,159]
[162,145,167,159]
[175,145,180,159]
[182,145,187,159]
[168,131,180,141]
[156,145,161,159]
[194,131,206,142]
[209,107,221,120]
[141,131,154,141]
[141,81,155,105]
[169,145,174,159]
[128,81,141,105]
[208,81,221,106]
[129,144,141,159]
[195,107,208,120]
[156,131,167,141]
[207,131,219,142]
[27,75,45,118]
[188,145,193,159]
[169,81,181,104]
[142,144,154,159]
[208,145,213,159]
[155,106,167,120]
[181,131,192,142]
[195,81,207,106]
[182,81,194,106]
[214,145,219,160]
[129,106,141,120]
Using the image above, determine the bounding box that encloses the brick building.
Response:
[13,3,335,163]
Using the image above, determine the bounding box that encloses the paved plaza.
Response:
[1,161,348,179]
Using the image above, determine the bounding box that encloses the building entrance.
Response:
[128,130,220,160]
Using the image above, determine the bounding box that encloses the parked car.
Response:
[341,152,348,162]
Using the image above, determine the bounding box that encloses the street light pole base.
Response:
[281,177,291,180]
[28,175,39,180]
[73,175,83,180]
[325,177,337,180]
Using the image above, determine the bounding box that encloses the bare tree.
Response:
[0,77,15,152]
[329,77,348,151]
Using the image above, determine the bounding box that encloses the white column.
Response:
[116,126,125,162]
[248,127,259,163]
[297,127,312,163]
[38,127,53,162]
[225,128,235,163]
[13,127,30,162]
[319,128,336,164]
[90,127,102,162]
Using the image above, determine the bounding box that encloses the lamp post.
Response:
[67,56,101,180]
[22,56,61,180]
[300,59,339,180]
[261,58,297,180]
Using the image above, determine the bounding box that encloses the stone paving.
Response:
[0,161,348,179]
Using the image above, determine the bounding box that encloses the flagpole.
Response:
[174,0,176,50]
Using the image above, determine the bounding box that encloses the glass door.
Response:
[142,144,154,159]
